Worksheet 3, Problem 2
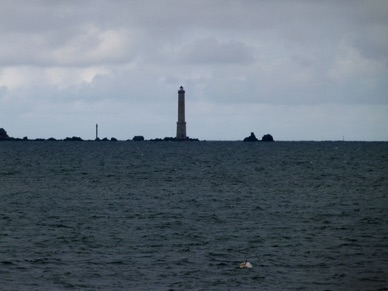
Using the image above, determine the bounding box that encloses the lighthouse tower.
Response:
[176,86,187,140]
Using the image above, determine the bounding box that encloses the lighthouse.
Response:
[176,86,187,140]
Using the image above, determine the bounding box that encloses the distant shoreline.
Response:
[0,137,200,142]
[0,138,386,143]
[1,128,386,142]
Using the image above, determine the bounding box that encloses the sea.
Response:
[0,141,387,290]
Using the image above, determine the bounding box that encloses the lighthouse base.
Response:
[176,122,187,140]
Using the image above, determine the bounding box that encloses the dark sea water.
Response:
[1,141,387,290]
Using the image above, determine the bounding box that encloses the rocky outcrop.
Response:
[133,135,145,141]
[0,128,10,140]
[243,132,275,142]
[262,134,274,142]
[243,132,259,142]
[64,136,83,141]
[261,134,274,141]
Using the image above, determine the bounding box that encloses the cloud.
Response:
[178,38,255,65]
[0,0,387,140]
[0,26,135,67]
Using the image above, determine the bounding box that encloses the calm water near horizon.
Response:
[1,141,387,290]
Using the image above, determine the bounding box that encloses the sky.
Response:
[1,0,387,141]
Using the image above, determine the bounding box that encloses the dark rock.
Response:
[164,136,199,142]
[95,137,101,141]
[243,132,259,142]
[64,136,83,141]
[47,137,57,141]
[148,136,199,142]
[23,136,28,141]
[133,135,145,141]
[186,137,199,141]
[110,137,118,141]
[0,128,10,140]
[262,134,274,142]
[101,137,109,141]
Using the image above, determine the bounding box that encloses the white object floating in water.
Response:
[240,261,252,269]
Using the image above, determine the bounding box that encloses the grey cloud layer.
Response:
[2,1,387,64]
[0,0,387,140]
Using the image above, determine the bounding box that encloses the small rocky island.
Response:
[243,132,274,142]
[0,128,10,140]
[1,127,272,142]
[0,128,200,142]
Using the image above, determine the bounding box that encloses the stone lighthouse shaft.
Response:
[176,86,187,140]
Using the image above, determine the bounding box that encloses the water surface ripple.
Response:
[0,141,387,290]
